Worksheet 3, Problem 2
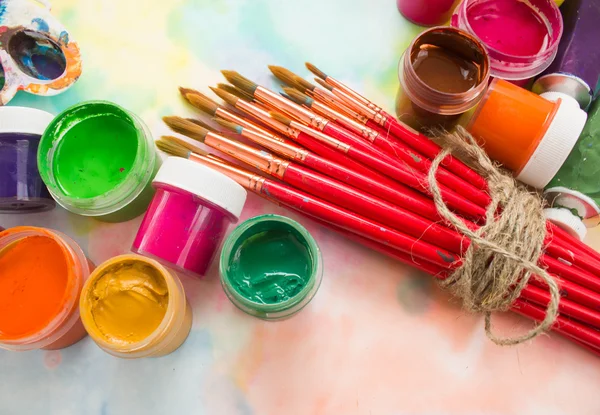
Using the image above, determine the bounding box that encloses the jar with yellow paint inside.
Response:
[79,254,192,358]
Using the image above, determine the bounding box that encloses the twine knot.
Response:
[428,127,560,346]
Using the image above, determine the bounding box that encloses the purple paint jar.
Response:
[397,0,461,26]
[0,107,55,212]
[532,0,600,110]
[132,157,247,278]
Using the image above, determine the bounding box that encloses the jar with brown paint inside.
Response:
[396,26,490,133]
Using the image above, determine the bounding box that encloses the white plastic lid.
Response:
[544,207,587,241]
[516,93,587,189]
[0,106,54,135]
[153,157,247,219]
[544,186,600,219]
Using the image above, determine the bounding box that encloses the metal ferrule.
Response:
[290,121,350,153]
[242,129,308,162]
[313,101,378,143]
[256,87,317,125]
[191,153,266,193]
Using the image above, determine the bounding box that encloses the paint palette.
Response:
[0,0,81,105]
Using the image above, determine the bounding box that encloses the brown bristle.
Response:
[293,75,316,92]
[269,111,292,127]
[305,62,328,80]
[186,117,214,131]
[283,87,313,107]
[186,93,219,116]
[268,66,300,87]
[162,116,208,142]
[156,138,190,158]
[179,86,203,99]
[210,86,239,107]
[314,77,333,91]
[213,117,243,134]
[217,83,253,101]
[160,135,209,156]
[220,70,258,95]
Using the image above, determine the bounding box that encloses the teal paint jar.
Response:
[220,214,323,320]
[37,101,160,222]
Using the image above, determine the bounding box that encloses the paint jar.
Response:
[79,254,192,358]
[543,97,600,240]
[396,0,461,26]
[0,107,55,212]
[38,101,160,222]
[452,0,563,85]
[220,214,323,320]
[532,0,600,110]
[395,26,490,132]
[468,79,587,188]
[132,157,247,278]
[0,226,92,351]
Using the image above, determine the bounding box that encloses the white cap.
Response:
[516,93,587,189]
[544,207,587,241]
[0,106,54,135]
[544,186,600,219]
[153,157,247,220]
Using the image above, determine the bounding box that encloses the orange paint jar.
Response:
[467,79,587,188]
[0,226,93,351]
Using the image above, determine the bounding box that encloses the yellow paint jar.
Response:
[79,254,192,358]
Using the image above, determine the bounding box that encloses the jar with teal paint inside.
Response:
[38,101,160,222]
[220,215,323,320]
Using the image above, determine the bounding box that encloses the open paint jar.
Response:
[468,80,587,189]
[79,254,192,359]
[0,226,92,351]
[395,26,490,132]
[220,215,323,320]
[452,0,563,85]
[0,107,55,212]
[132,157,247,278]
[396,0,461,26]
[38,101,160,222]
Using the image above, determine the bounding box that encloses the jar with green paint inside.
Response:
[220,214,323,320]
[38,101,160,222]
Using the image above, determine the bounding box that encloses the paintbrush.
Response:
[161,119,465,253]
[283,87,492,208]
[306,62,489,191]
[269,111,486,221]
[157,135,461,268]
[157,138,600,337]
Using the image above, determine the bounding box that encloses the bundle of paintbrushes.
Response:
[160,63,600,356]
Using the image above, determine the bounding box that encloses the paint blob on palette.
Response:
[0,0,81,105]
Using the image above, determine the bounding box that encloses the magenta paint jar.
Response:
[397,0,461,26]
[132,157,247,278]
[452,0,563,85]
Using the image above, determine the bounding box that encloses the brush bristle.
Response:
[314,78,333,91]
[156,138,191,158]
[293,75,316,92]
[269,111,292,127]
[217,83,253,101]
[305,62,328,80]
[186,117,214,131]
[162,116,208,142]
[268,66,299,87]
[283,87,313,107]
[221,70,258,95]
[161,135,209,156]
[179,86,203,99]
[185,93,219,116]
[213,118,243,134]
[210,86,239,107]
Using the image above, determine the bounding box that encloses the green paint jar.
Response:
[220,214,323,320]
[38,101,160,222]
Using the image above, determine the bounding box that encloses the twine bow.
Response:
[428,127,560,345]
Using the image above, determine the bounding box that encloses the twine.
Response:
[428,127,560,346]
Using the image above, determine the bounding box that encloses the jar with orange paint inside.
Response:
[0,226,93,351]
[467,79,587,189]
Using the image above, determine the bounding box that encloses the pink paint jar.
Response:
[452,0,563,85]
[397,0,461,26]
[132,157,247,278]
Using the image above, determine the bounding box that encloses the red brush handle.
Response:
[323,121,399,164]
[259,179,461,268]
[550,223,600,264]
[372,134,491,208]
[344,144,486,220]
[530,275,600,311]
[378,117,489,191]
[283,163,465,254]
[540,255,600,294]
[302,151,442,223]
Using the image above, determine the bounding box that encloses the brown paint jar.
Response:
[395,26,490,133]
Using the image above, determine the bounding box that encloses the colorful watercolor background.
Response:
[1,0,600,414]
